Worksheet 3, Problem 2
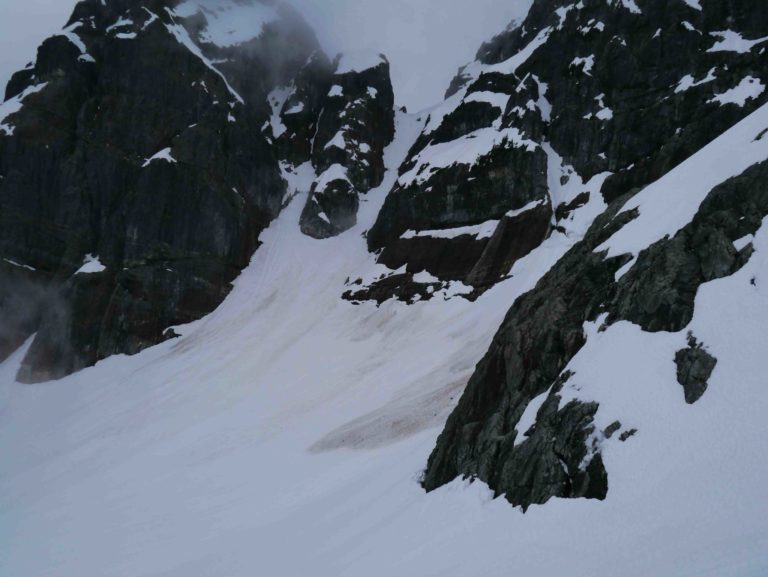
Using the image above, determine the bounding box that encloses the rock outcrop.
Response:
[424,153,768,508]
[360,0,768,302]
[675,333,718,404]
[264,52,396,239]
[299,54,396,238]
[422,0,768,508]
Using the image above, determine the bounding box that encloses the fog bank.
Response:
[0,0,533,110]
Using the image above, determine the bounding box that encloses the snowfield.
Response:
[1,109,768,577]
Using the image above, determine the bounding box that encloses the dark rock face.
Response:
[363,0,768,302]
[0,0,401,380]
[263,52,396,239]
[422,200,636,506]
[0,0,321,381]
[268,52,335,166]
[476,0,768,199]
[607,161,767,333]
[476,371,609,512]
[366,103,550,295]
[466,200,553,288]
[299,56,396,238]
[675,333,718,404]
[424,157,768,508]
[344,198,554,304]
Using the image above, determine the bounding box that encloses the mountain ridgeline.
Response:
[1,0,767,511]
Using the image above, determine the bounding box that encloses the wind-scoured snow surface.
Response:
[2,105,768,576]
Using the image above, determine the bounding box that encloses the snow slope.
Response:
[1,110,768,577]
[599,102,768,259]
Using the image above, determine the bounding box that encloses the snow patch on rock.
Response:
[398,127,537,188]
[675,68,717,93]
[707,30,768,53]
[142,147,177,167]
[709,76,765,107]
[75,255,106,275]
[0,82,49,136]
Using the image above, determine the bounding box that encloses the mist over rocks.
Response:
[0,0,534,113]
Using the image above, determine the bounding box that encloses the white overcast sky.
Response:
[0,0,532,111]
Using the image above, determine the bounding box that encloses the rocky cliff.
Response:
[0,0,396,381]
[355,0,767,304]
[421,0,768,508]
[0,0,312,381]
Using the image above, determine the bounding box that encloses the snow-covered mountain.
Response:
[1,0,767,575]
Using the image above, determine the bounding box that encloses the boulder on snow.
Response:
[675,333,718,405]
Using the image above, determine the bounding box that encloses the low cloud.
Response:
[293,0,533,111]
[0,0,533,110]
[0,0,73,98]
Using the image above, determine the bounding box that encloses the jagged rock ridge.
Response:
[422,0,768,508]
[353,0,767,304]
